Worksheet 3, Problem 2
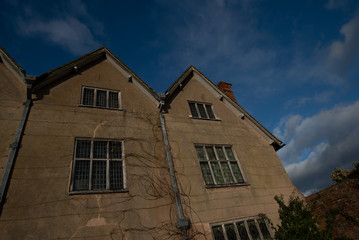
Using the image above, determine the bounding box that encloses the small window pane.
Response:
[200,162,214,185]
[73,160,90,190]
[82,88,94,106]
[221,162,235,183]
[110,161,123,190]
[206,104,215,119]
[96,90,107,107]
[248,220,260,240]
[258,219,271,239]
[189,102,199,118]
[109,141,122,159]
[109,92,119,108]
[205,146,216,160]
[76,140,91,158]
[195,146,206,160]
[197,104,208,118]
[225,147,235,160]
[93,141,107,159]
[225,224,238,240]
[215,146,226,160]
[92,161,106,190]
[212,226,225,240]
[237,222,250,240]
[230,162,244,183]
[211,162,224,184]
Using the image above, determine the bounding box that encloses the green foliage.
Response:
[274,194,355,240]
[331,161,359,183]
[274,194,331,240]
[331,168,351,183]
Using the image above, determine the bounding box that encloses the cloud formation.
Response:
[14,0,101,55]
[275,101,359,194]
[18,17,99,55]
[329,12,359,75]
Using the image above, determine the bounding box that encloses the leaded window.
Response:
[71,139,124,192]
[212,217,273,240]
[188,102,216,120]
[195,145,244,186]
[81,86,120,109]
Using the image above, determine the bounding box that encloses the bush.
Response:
[274,194,332,240]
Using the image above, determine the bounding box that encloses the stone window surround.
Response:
[211,216,274,240]
[80,86,121,110]
[195,144,246,186]
[69,138,126,194]
[188,101,218,120]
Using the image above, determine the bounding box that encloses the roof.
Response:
[164,65,284,151]
[33,47,160,102]
[0,45,26,82]
[0,46,284,150]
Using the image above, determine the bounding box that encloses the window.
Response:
[81,86,120,109]
[71,139,124,192]
[188,102,216,119]
[211,217,273,240]
[195,145,245,186]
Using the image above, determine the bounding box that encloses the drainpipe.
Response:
[0,75,36,210]
[159,99,190,240]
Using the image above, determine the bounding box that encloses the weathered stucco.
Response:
[0,48,301,240]
[163,74,300,238]
[0,63,26,181]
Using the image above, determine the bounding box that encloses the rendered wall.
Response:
[0,63,26,182]
[0,55,302,240]
[163,74,301,239]
[0,59,179,239]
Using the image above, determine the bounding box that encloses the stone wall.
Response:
[306,179,359,240]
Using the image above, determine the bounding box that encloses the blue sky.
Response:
[1,0,359,196]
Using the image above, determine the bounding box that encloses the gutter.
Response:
[0,75,36,211]
[159,99,190,240]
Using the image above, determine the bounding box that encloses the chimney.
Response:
[217,81,237,103]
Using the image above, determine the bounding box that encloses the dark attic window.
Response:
[81,86,120,109]
[188,101,216,120]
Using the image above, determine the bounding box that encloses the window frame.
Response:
[194,144,247,187]
[80,86,121,110]
[211,216,274,240]
[69,138,127,194]
[188,101,217,120]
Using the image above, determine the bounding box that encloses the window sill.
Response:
[69,189,129,195]
[205,183,250,189]
[78,104,123,111]
[190,116,221,121]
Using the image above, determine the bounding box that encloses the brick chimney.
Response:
[217,81,237,103]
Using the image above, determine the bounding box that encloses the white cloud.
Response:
[14,0,102,55]
[18,17,99,55]
[329,12,359,75]
[276,101,359,193]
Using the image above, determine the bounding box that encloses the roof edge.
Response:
[0,46,26,82]
[32,47,160,102]
[165,65,284,151]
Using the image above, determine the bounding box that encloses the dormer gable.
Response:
[163,66,284,151]
[32,47,160,107]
